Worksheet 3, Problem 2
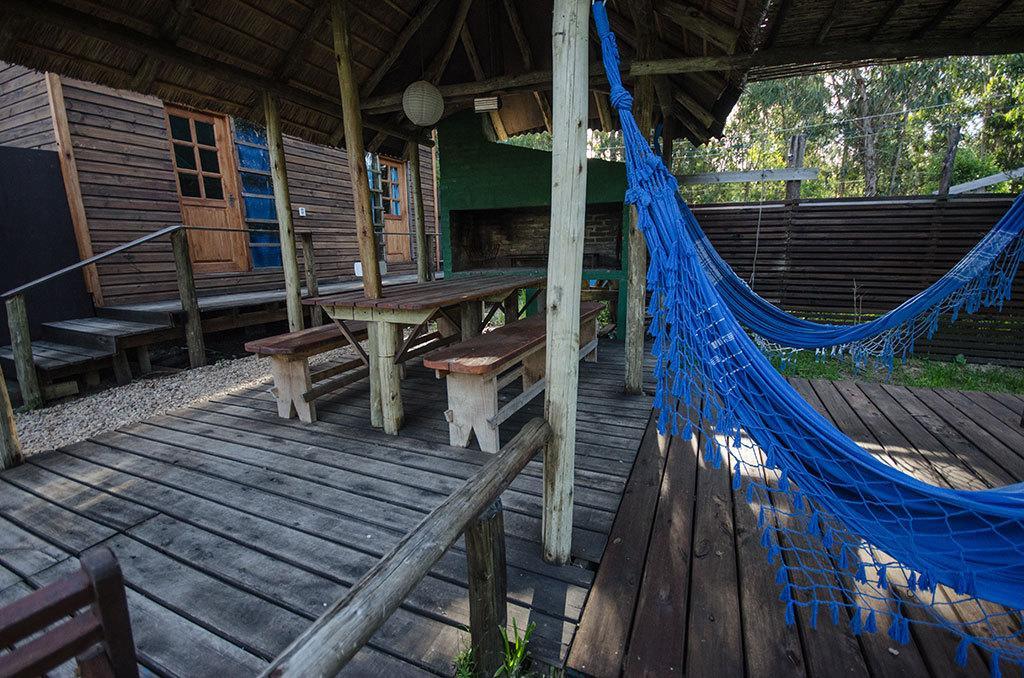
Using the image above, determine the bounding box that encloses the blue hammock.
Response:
[680,191,1024,368]
[592,3,1024,674]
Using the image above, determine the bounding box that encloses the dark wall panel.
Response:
[0,146,92,345]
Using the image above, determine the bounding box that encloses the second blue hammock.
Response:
[678,165,1024,368]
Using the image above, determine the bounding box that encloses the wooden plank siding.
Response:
[0,65,437,307]
[0,63,55,151]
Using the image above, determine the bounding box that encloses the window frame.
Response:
[165,107,229,206]
[379,156,407,222]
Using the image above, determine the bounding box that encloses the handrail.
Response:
[1,224,185,299]
[260,417,552,678]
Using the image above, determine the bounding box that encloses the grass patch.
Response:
[771,351,1024,395]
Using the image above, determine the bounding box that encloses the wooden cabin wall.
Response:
[0,64,55,151]
[51,76,434,306]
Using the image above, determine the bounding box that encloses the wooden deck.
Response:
[567,377,1024,678]
[2,338,1022,676]
[0,339,653,676]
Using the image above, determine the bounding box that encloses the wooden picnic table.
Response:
[307,273,546,434]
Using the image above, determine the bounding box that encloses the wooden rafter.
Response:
[762,0,791,48]
[912,0,963,39]
[502,0,552,133]
[361,0,445,99]
[460,26,508,140]
[656,0,739,53]
[593,90,614,132]
[130,0,194,91]
[815,0,848,44]
[969,0,1016,36]
[871,0,906,37]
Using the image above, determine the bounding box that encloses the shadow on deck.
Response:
[0,339,654,676]
[567,377,1024,678]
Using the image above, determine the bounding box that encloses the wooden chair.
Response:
[0,547,139,678]
[423,302,602,452]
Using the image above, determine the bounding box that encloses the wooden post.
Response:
[407,141,432,283]
[0,371,23,470]
[542,0,589,565]
[45,73,102,307]
[461,301,483,340]
[263,91,304,333]
[376,322,404,435]
[366,323,383,428]
[465,499,507,676]
[170,229,206,368]
[938,124,962,197]
[299,232,323,327]
[5,294,41,409]
[624,2,656,397]
[332,0,389,427]
[331,0,382,300]
[785,133,806,202]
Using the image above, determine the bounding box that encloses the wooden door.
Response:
[165,106,249,273]
[380,157,412,263]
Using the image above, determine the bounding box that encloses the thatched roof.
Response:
[0,1,1021,154]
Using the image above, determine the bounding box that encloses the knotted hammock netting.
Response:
[592,2,1024,675]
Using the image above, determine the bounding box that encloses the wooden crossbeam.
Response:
[872,0,906,36]
[361,0,445,98]
[677,168,819,184]
[815,0,848,45]
[946,166,1024,195]
[912,0,963,39]
[276,1,332,85]
[502,0,553,133]
[970,0,1015,35]
[460,26,508,140]
[656,0,739,53]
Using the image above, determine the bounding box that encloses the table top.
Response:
[307,273,546,312]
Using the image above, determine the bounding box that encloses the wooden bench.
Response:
[245,322,369,423]
[0,547,139,677]
[423,302,602,452]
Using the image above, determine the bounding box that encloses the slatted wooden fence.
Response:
[691,194,1024,366]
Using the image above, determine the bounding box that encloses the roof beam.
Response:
[130,0,194,91]
[593,91,614,132]
[871,0,905,37]
[629,33,1024,76]
[911,0,963,39]
[459,26,508,140]
[276,0,331,85]
[656,1,739,53]
[502,0,552,133]
[969,0,1015,36]
[5,0,427,145]
[361,0,445,99]
[762,0,791,48]
[815,0,847,45]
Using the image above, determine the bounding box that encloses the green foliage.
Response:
[453,646,475,678]
[774,351,1024,394]
[495,620,536,678]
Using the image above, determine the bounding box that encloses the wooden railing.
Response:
[260,417,552,678]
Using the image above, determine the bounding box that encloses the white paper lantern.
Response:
[402,80,444,127]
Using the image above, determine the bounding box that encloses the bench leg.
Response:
[522,349,545,390]
[270,357,316,423]
[445,373,500,453]
[582,318,598,363]
[377,321,404,435]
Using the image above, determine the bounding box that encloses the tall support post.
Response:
[332,0,389,426]
[624,3,657,396]
[171,229,207,368]
[785,133,807,202]
[465,499,508,676]
[938,124,962,197]
[299,232,323,327]
[5,294,41,409]
[542,0,589,565]
[263,91,304,333]
[407,141,432,283]
[0,371,22,470]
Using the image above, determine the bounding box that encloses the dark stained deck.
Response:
[567,377,1024,678]
[0,339,654,677]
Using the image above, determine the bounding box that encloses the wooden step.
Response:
[41,318,177,353]
[0,340,112,381]
[95,305,179,326]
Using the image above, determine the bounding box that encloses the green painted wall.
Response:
[436,111,630,336]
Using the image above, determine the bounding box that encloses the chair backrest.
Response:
[0,546,139,678]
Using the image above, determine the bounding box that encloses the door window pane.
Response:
[195,120,216,146]
[178,172,201,197]
[174,143,196,170]
[203,176,224,200]
[169,115,191,141]
[199,148,220,173]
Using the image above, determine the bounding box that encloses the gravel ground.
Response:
[14,345,361,457]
